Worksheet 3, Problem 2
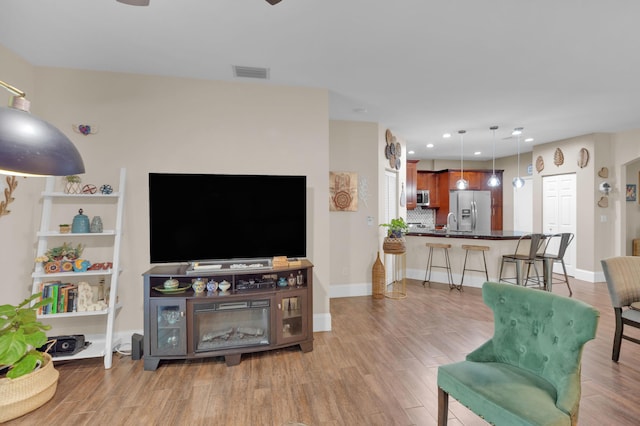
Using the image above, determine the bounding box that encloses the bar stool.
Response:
[535,233,574,296]
[460,244,490,287]
[423,242,456,290]
[499,233,545,288]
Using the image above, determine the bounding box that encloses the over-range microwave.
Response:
[416,190,430,206]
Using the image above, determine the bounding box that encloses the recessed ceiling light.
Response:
[474,151,481,156]
[524,138,534,142]
[443,133,451,138]
[426,143,434,148]
[353,107,368,113]
[408,150,415,155]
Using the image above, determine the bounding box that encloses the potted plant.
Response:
[0,294,59,422]
[63,175,82,194]
[380,217,409,238]
[61,242,84,261]
[380,217,408,254]
[35,243,85,274]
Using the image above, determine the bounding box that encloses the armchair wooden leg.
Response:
[613,308,624,362]
[438,386,449,426]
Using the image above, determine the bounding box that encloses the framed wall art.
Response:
[626,184,636,202]
[329,172,358,211]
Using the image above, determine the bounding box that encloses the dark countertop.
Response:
[406,230,528,240]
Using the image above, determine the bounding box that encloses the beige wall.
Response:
[329,120,380,296]
[529,134,608,279]
[1,46,332,336]
[5,40,640,325]
[612,129,640,256]
[1,45,44,304]
[625,158,640,254]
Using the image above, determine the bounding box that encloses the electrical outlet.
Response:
[367,216,374,226]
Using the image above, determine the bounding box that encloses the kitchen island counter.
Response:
[406,230,528,240]
[404,232,531,288]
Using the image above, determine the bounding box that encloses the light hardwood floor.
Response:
[7,277,640,425]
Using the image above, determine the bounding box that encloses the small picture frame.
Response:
[626,184,636,202]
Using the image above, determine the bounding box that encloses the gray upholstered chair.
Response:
[437,281,599,426]
[601,256,640,361]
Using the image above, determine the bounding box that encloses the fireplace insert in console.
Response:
[193,299,270,352]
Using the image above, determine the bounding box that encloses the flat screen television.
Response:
[149,173,307,264]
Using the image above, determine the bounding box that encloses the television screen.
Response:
[149,173,307,264]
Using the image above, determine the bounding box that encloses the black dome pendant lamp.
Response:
[0,80,85,176]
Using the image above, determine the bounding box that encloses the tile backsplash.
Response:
[407,208,435,228]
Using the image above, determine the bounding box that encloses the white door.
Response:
[513,177,533,232]
[384,170,398,224]
[542,174,577,275]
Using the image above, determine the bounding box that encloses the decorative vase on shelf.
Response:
[287,273,296,287]
[206,280,218,292]
[71,209,90,233]
[90,216,103,233]
[191,278,206,293]
[218,280,231,293]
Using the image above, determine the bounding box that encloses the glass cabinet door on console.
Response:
[150,299,186,356]
[276,289,307,345]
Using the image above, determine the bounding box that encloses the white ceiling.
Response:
[2,0,640,160]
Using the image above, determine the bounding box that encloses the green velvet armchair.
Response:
[437,281,599,426]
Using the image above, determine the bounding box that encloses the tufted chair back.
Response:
[467,282,599,419]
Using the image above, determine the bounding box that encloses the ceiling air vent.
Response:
[233,65,270,80]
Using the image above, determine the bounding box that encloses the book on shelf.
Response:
[40,281,78,314]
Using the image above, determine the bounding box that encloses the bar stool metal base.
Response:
[423,242,459,291]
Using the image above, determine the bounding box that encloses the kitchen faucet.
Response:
[447,212,457,231]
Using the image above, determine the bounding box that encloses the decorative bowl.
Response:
[207,280,218,292]
[218,280,231,292]
[192,277,206,293]
[164,278,180,289]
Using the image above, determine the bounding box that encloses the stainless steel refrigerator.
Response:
[449,190,491,232]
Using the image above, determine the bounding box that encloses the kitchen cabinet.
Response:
[406,160,418,209]
[417,171,429,190]
[420,172,439,207]
[433,169,503,230]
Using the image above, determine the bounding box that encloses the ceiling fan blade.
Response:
[266,0,283,4]
[117,0,150,5]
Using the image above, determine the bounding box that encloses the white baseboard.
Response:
[574,268,605,283]
[313,313,332,332]
[330,282,371,298]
